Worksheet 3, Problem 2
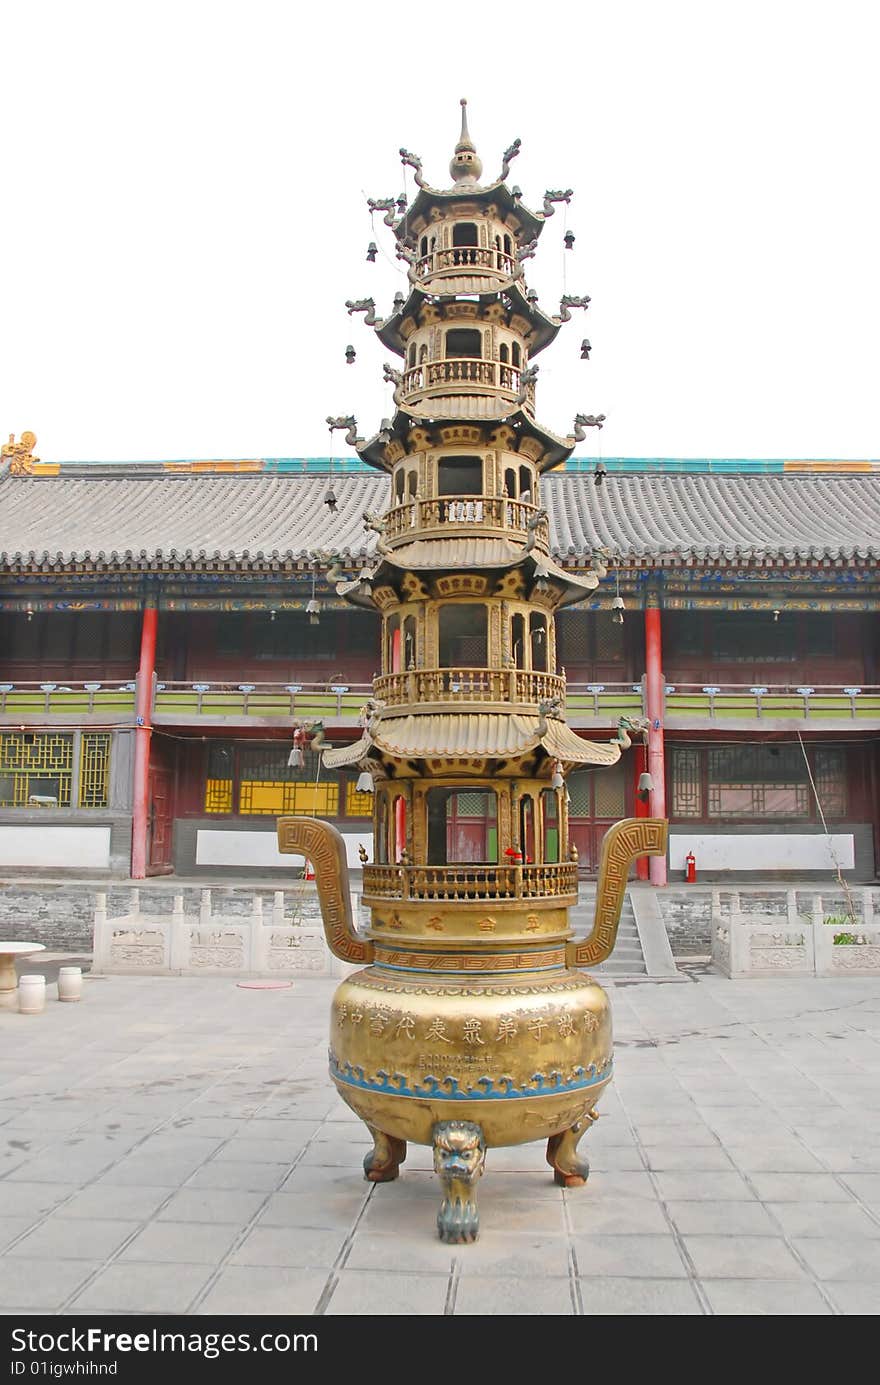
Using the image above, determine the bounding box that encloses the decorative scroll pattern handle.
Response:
[277,817,374,965]
[566,818,668,968]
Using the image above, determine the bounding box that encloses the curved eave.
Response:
[374,281,563,358]
[403,182,545,241]
[367,712,620,766]
[366,539,599,607]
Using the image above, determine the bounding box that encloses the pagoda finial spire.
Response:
[449,98,483,185]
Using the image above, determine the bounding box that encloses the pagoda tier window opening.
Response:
[426,787,498,866]
[444,328,482,359]
[451,222,479,265]
[530,613,549,673]
[541,787,560,864]
[437,455,483,497]
[438,603,488,669]
[510,612,526,668]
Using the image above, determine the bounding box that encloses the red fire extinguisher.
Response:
[685,850,697,884]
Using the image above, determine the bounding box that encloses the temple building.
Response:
[1,111,878,885]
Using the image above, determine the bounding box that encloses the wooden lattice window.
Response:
[237,745,338,817]
[0,731,73,807]
[813,748,847,818]
[670,747,702,818]
[345,781,373,818]
[707,745,809,818]
[78,733,111,808]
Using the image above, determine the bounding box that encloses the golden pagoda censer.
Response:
[279,102,666,1243]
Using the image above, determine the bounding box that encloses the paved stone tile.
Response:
[579,1172,657,1200]
[578,1278,703,1315]
[574,1234,688,1279]
[701,1279,833,1314]
[725,1145,828,1174]
[57,1185,175,1221]
[72,1263,212,1314]
[683,1235,807,1280]
[257,1190,368,1231]
[454,1275,574,1315]
[97,1154,213,1186]
[0,1182,77,1218]
[344,1231,455,1275]
[195,1267,328,1316]
[791,1237,880,1280]
[748,1173,852,1203]
[0,1218,39,1251]
[119,1221,240,1264]
[644,1146,734,1172]
[634,1123,719,1147]
[6,1218,137,1261]
[566,1196,669,1236]
[824,1282,880,1314]
[211,1138,306,1164]
[156,1189,268,1224]
[666,1201,779,1237]
[327,1269,449,1315]
[0,1258,102,1310]
[231,1226,347,1269]
[187,1161,290,1192]
[455,1232,571,1279]
[766,1202,880,1238]
[841,1174,880,1202]
[654,1172,756,1202]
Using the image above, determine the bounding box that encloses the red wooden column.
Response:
[644,598,667,886]
[131,605,158,879]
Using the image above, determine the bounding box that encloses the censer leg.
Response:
[432,1120,486,1244]
[362,1125,407,1183]
[546,1108,599,1188]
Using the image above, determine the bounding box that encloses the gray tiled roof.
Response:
[0,468,877,572]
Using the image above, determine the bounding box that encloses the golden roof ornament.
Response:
[449,98,483,186]
[2,432,38,475]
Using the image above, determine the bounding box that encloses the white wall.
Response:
[669,832,854,872]
[196,828,371,870]
[0,825,111,869]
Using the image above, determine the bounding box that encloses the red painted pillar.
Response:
[645,600,667,886]
[131,605,158,879]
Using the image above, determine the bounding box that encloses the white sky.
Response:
[2,0,878,463]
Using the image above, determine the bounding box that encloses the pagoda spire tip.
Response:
[450,98,482,185]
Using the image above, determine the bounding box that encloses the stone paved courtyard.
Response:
[1,969,879,1316]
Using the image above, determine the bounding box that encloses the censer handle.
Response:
[277,817,375,965]
[566,818,668,968]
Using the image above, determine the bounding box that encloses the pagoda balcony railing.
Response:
[383,494,548,543]
[362,861,579,903]
[402,357,521,400]
[373,668,565,709]
[415,246,517,279]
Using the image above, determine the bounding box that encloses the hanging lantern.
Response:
[324,489,338,514]
[611,595,625,626]
[580,338,591,360]
[396,193,407,214]
[306,598,321,626]
[550,761,564,790]
[356,769,374,794]
[366,242,378,263]
[563,231,575,250]
[594,460,606,487]
[345,345,356,365]
[637,771,654,802]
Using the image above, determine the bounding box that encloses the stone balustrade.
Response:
[711,888,880,977]
[91,887,349,978]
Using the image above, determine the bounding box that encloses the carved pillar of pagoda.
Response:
[644,597,667,886]
[130,604,158,879]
